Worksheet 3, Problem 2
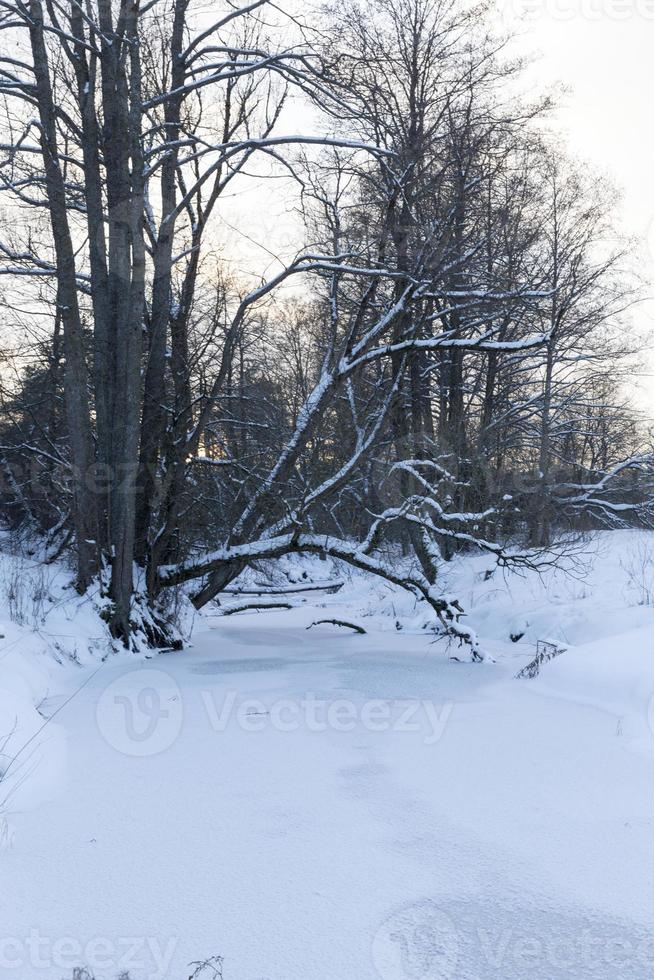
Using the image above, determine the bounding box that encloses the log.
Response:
[306,618,366,634]
[220,602,293,616]
[222,581,344,596]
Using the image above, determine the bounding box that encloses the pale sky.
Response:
[508,0,654,240]
[506,1,654,410]
[231,1,654,273]
[213,0,654,410]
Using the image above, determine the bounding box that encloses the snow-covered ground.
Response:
[2,531,654,979]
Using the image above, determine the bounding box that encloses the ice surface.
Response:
[2,531,654,979]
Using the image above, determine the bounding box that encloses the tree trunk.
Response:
[28,0,98,590]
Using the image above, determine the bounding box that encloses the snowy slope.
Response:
[0,550,118,838]
[1,531,654,979]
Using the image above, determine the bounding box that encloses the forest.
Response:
[4,3,654,979]
[0,0,651,658]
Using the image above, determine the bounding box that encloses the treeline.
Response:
[0,0,651,654]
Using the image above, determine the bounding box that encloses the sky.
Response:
[225,3,654,273]
[508,0,654,239]
[505,0,654,409]
[207,0,654,411]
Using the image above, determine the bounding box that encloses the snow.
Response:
[3,531,654,978]
[0,553,115,835]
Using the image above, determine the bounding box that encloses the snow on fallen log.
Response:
[306,619,367,634]
[218,602,293,616]
[222,581,344,596]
